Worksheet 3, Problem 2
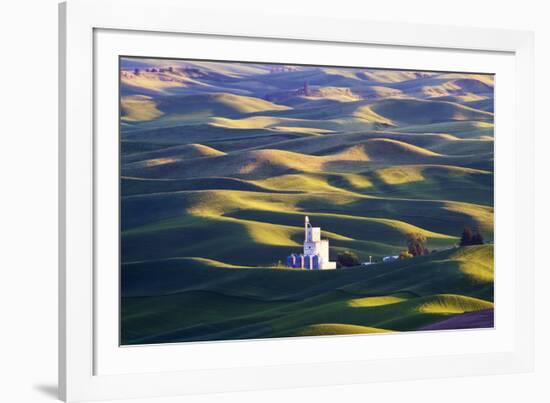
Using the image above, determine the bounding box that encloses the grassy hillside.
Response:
[123,143,225,164]
[119,57,495,344]
[370,99,493,125]
[121,92,291,125]
[122,245,494,344]
[121,185,492,265]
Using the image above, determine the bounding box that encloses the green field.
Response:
[122,245,493,344]
[120,58,494,344]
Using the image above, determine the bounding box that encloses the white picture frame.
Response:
[59,0,535,401]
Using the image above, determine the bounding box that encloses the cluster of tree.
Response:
[406,233,429,257]
[145,66,175,73]
[269,66,298,73]
[336,250,360,267]
[133,66,175,75]
[459,227,484,246]
[337,233,429,267]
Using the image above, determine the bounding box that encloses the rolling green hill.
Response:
[122,245,494,344]
[121,92,291,124]
[121,186,491,266]
[122,138,491,180]
[370,98,493,125]
[123,143,225,164]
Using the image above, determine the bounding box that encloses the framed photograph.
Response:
[59,0,534,401]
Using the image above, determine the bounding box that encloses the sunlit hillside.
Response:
[120,57,494,345]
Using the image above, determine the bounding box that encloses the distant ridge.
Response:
[123,143,225,164]
[371,98,493,125]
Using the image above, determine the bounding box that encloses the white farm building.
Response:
[286,216,337,270]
